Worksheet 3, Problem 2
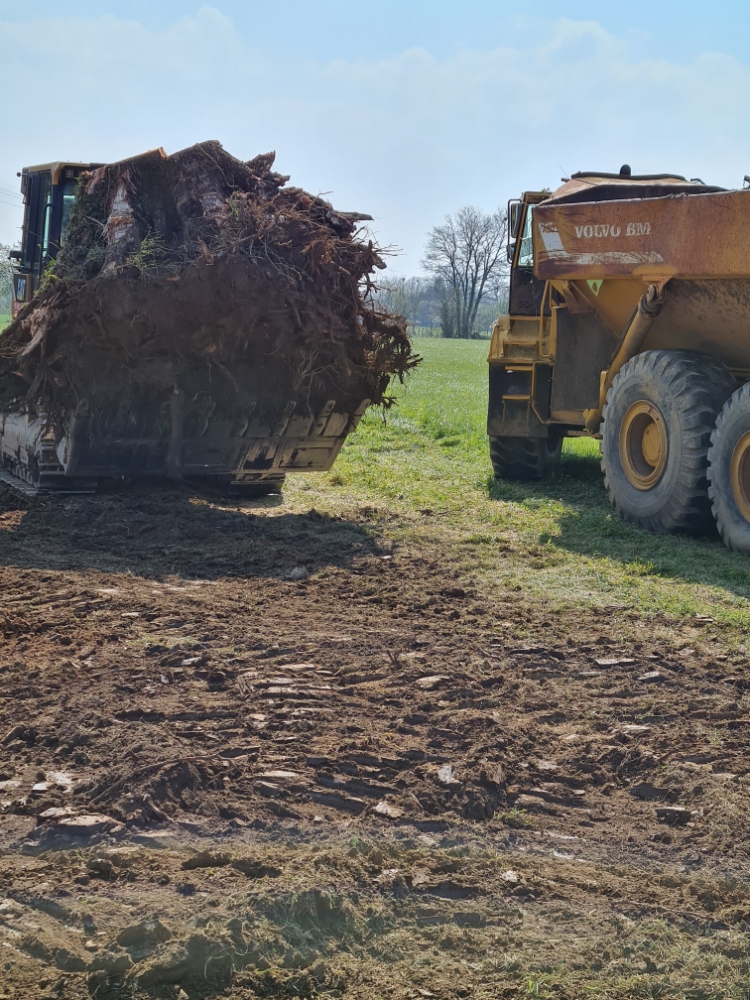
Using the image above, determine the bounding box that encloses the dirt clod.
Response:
[181,851,232,871]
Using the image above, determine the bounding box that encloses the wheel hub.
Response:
[730,430,750,523]
[619,400,668,490]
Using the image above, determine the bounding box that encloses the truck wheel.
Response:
[601,350,734,534]
[490,434,562,482]
[707,384,750,552]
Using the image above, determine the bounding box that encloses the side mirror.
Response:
[509,200,523,239]
[507,241,516,263]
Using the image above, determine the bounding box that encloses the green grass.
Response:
[284,337,750,642]
[0,314,11,330]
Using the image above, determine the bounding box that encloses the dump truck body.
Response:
[536,186,750,371]
[488,169,750,551]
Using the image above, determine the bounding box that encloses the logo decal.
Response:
[573,222,652,239]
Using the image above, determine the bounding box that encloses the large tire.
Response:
[490,434,562,482]
[708,384,750,552]
[601,350,734,534]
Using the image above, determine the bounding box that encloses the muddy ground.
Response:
[1,482,750,999]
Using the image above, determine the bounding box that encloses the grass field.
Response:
[286,336,750,644]
[0,313,10,330]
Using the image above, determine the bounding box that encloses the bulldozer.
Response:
[5,151,401,495]
[489,165,750,553]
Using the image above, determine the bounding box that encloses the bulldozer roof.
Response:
[22,162,95,185]
[544,171,726,206]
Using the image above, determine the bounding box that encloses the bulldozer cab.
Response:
[11,162,95,318]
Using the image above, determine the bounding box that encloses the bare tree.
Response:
[374,275,429,330]
[0,245,14,317]
[421,206,508,339]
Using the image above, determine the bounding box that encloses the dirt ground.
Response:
[1,481,750,999]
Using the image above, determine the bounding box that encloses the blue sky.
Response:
[2,1,750,271]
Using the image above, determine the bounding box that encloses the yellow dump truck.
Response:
[489,166,750,552]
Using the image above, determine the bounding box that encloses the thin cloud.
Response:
[2,11,749,265]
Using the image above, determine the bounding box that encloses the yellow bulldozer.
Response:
[489,165,750,552]
[5,147,410,495]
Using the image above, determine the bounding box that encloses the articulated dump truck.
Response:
[5,142,413,495]
[489,166,750,552]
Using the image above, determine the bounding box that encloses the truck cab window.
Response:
[508,201,545,316]
[23,171,52,274]
[517,207,534,267]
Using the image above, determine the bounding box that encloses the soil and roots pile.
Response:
[0,141,414,429]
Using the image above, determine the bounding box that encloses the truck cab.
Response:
[485,191,567,480]
[11,162,96,318]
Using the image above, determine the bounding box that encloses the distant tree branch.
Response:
[421,206,508,339]
[373,275,431,330]
[0,246,14,314]
[0,246,13,291]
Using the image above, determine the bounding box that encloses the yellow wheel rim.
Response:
[619,400,668,490]
[730,430,750,523]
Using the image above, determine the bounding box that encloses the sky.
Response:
[2,1,750,272]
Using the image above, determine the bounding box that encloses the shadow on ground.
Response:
[487,450,750,600]
[0,480,381,580]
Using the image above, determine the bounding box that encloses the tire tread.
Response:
[600,350,734,534]
[490,436,561,482]
[708,382,750,551]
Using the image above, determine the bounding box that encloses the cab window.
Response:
[517,207,534,267]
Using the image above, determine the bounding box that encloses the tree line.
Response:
[0,246,12,316]
[375,205,509,339]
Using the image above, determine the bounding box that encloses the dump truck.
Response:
[4,143,412,494]
[489,165,750,552]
